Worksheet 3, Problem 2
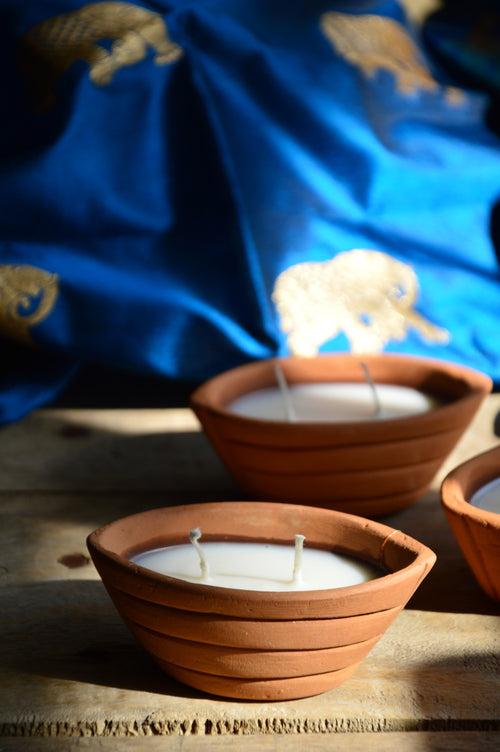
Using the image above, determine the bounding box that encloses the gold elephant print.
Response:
[320,11,463,105]
[20,2,183,108]
[272,249,450,356]
[0,265,59,343]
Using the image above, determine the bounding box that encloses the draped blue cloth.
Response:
[0,0,499,423]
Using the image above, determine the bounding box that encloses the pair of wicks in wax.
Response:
[189,528,306,584]
[273,360,381,422]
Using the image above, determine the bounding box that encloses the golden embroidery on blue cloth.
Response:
[320,11,464,105]
[0,265,59,343]
[272,249,450,356]
[20,2,183,108]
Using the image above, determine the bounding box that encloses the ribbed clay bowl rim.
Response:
[441,445,500,529]
[87,501,436,620]
[190,354,491,443]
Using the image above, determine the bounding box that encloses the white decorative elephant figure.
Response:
[20,2,183,108]
[272,249,449,356]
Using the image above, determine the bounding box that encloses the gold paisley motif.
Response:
[320,11,464,105]
[0,265,59,343]
[272,249,450,357]
[20,2,183,108]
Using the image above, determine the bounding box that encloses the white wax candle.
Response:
[228,383,438,422]
[131,541,380,591]
[470,478,500,515]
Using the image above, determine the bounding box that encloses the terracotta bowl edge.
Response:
[87,501,436,606]
[441,445,500,529]
[190,354,492,433]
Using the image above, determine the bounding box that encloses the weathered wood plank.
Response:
[1,732,499,750]
[0,400,498,739]
[0,408,234,495]
[0,486,496,616]
[0,575,498,736]
[1,397,497,613]
[0,398,497,493]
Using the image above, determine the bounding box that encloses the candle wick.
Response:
[360,361,382,417]
[292,534,305,583]
[189,527,210,580]
[274,361,297,422]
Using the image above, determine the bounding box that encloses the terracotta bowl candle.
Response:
[190,354,491,517]
[441,446,500,601]
[87,501,436,701]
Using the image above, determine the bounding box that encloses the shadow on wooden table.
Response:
[410,652,500,732]
[1,579,204,701]
[2,410,497,616]
[12,422,240,503]
[2,578,499,735]
[382,491,498,617]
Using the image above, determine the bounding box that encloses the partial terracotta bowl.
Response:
[87,501,436,701]
[441,446,500,600]
[191,354,491,516]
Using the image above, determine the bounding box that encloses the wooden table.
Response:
[0,399,499,750]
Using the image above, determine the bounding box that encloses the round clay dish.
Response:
[190,354,491,516]
[88,501,436,701]
[441,445,500,600]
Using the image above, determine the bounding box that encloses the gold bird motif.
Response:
[272,249,450,357]
[20,2,183,108]
[0,265,59,343]
[320,11,463,105]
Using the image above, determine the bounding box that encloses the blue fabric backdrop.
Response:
[0,0,499,422]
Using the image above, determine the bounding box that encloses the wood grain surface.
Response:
[0,399,499,743]
[1,732,500,750]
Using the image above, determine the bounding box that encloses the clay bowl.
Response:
[190,354,491,516]
[87,501,436,701]
[441,446,500,600]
